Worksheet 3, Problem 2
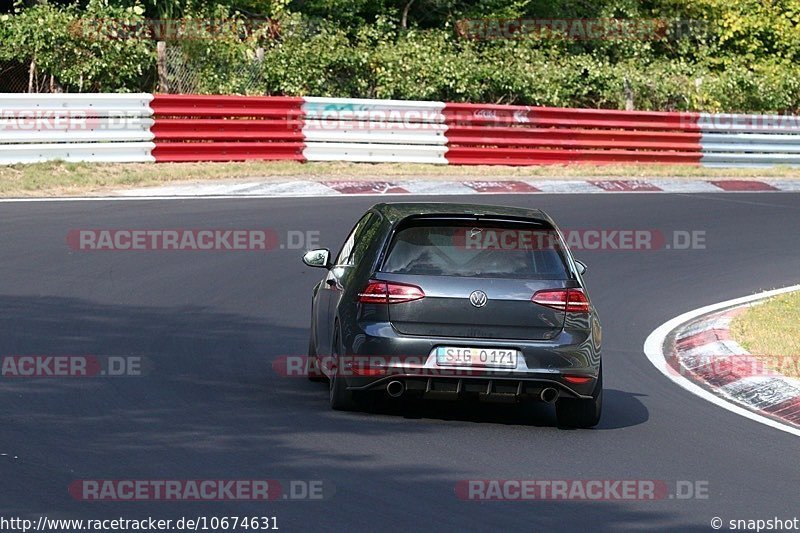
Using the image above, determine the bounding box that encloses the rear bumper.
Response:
[350,373,594,400]
[337,321,601,398]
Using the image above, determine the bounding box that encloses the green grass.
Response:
[0,160,798,197]
[731,291,800,379]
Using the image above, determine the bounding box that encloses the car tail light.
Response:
[358,280,425,304]
[531,288,590,313]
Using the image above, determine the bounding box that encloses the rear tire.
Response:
[329,328,362,411]
[555,368,602,428]
[306,335,324,382]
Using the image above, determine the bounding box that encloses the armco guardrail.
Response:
[302,97,447,163]
[1,93,799,167]
[151,98,800,167]
[0,94,155,164]
[150,94,305,162]
[443,103,702,165]
[698,113,800,168]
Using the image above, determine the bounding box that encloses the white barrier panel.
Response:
[701,152,800,166]
[0,142,156,165]
[302,97,447,162]
[303,97,445,123]
[699,112,800,167]
[304,142,447,164]
[0,94,155,163]
[304,120,447,145]
[702,143,800,153]
[702,132,800,144]
[699,112,800,133]
[0,117,155,144]
[702,163,800,168]
[0,94,154,117]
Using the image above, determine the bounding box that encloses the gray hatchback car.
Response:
[302,202,602,427]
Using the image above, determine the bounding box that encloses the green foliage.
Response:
[0,0,154,92]
[1,0,798,113]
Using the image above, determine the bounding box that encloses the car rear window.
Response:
[381,221,570,279]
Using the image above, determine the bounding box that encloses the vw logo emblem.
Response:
[469,290,488,308]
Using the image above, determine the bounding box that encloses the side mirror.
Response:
[302,248,331,269]
[575,260,587,276]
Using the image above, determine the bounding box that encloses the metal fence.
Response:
[162,42,267,95]
[0,60,55,93]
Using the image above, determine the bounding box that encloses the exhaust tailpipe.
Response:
[386,380,405,398]
[540,387,559,403]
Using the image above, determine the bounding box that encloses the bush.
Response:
[0,0,154,92]
[0,0,798,114]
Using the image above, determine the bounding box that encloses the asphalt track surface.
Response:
[1,193,799,532]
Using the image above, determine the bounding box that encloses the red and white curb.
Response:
[644,285,800,437]
[112,179,800,199]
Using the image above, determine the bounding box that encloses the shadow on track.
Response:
[304,381,649,430]
[0,294,668,531]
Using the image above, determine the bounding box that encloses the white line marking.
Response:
[643,284,800,437]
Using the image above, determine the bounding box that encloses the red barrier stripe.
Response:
[445,102,702,165]
[447,126,701,143]
[151,96,305,162]
[446,116,698,131]
[152,106,301,119]
[446,102,695,119]
[444,105,699,132]
[151,95,303,118]
[446,147,702,165]
[153,142,305,162]
[152,94,303,108]
[444,103,699,129]
[448,136,699,152]
[152,119,303,141]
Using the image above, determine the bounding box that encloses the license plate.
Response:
[435,347,518,368]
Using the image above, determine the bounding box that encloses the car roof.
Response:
[370,202,553,225]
